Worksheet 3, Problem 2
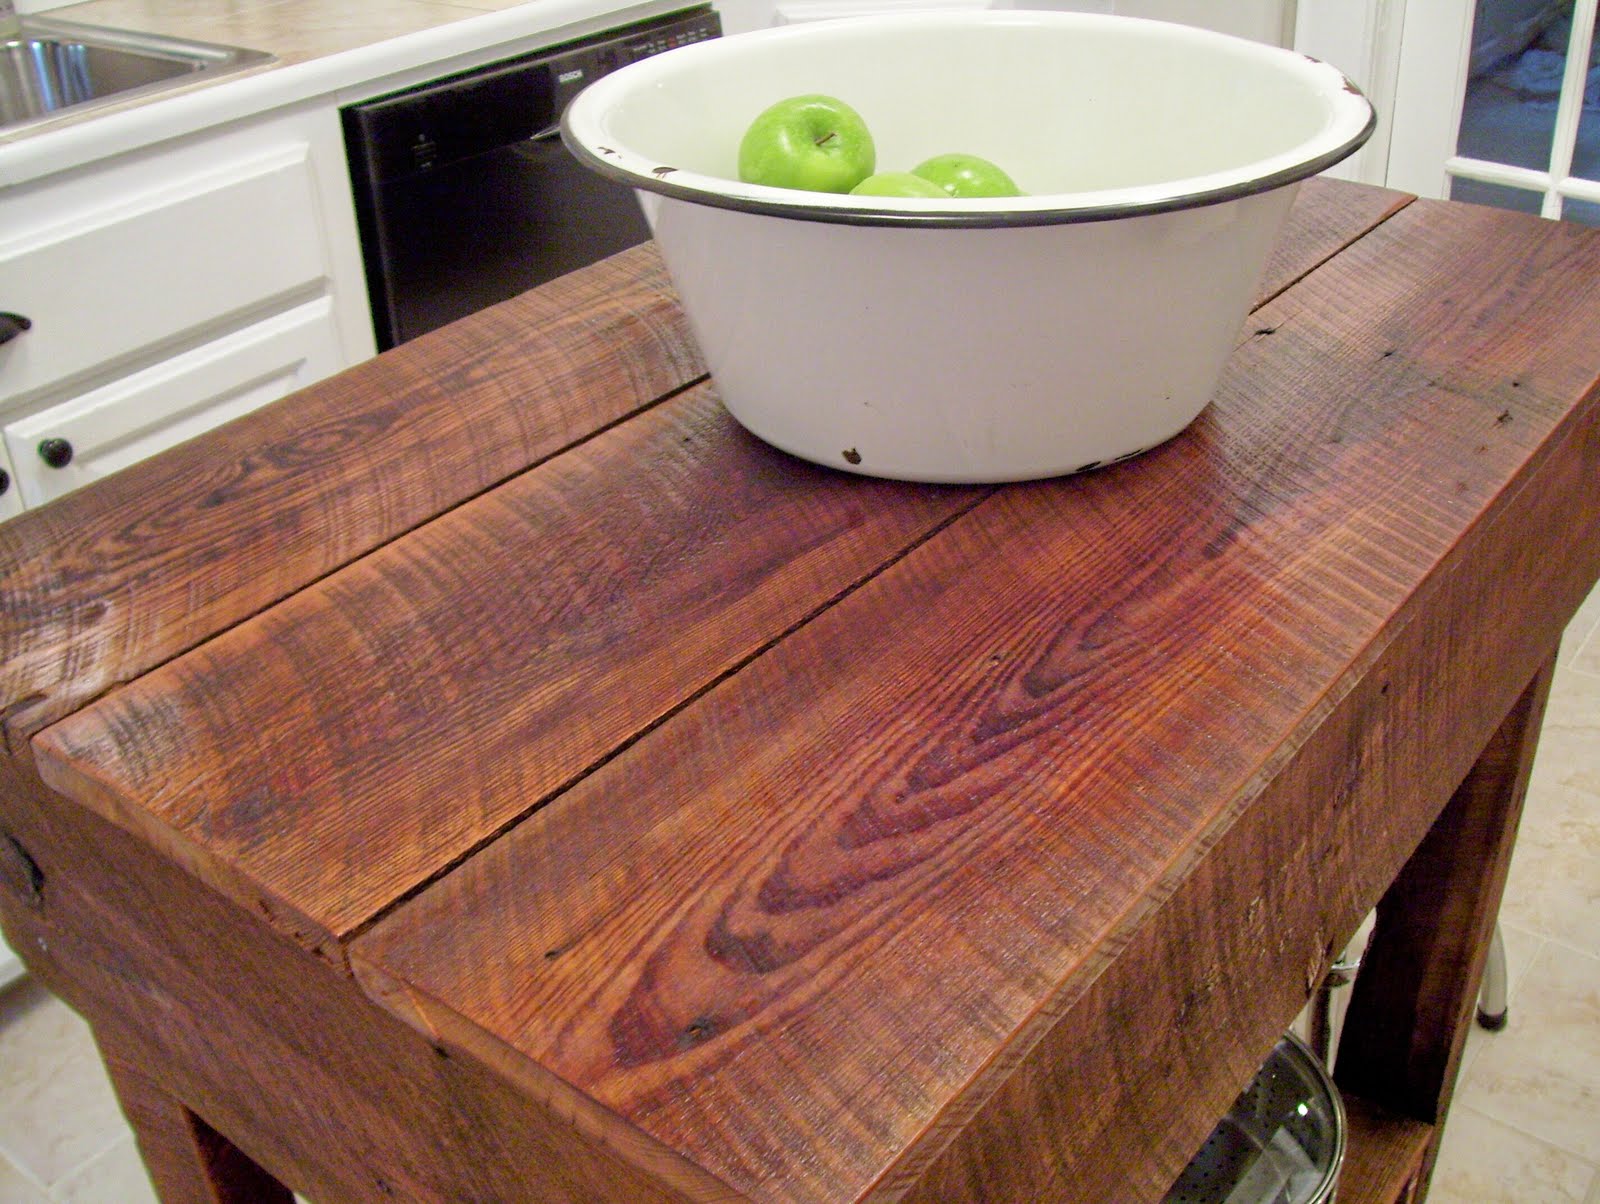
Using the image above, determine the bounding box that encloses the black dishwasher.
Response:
[343,6,720,350]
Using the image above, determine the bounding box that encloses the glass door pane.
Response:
[1447,0,1600,219]
[1455,0,1568,170]
[1572,27,1600,182]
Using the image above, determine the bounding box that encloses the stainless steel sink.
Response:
[1,17,274,135]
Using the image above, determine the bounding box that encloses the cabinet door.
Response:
[0,143,331,406]
[4,300,343,508]
[0,439,21,521]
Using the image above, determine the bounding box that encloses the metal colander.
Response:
[1164,1032,1346,1204]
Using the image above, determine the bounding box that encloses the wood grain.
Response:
[30,389,988,958]
[0,244,704,750]
[0,755,731,1204]
[14,182,1596,1204]
[1253,176,1410,304]
[0,181,1397,763]
[1335,656,1555,1199]
[102,1058,294,1204]
[894,203,1600,1203]
[343,199,1600,1203]
[18,184,1411,963]
[1337,1095,1434,1204]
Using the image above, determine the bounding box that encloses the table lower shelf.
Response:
[1338,1093,1436,1204]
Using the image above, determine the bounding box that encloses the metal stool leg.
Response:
[1476,923,1508,1030]
[1309,946,1362,1067]
[1313,919,1508,1068]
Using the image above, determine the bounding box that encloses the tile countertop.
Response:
[0,0,693,186]
[46,0,547,72]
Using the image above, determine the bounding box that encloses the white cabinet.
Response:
[0,437,21,521]
[4,300,346,505]
[0,103,374,515]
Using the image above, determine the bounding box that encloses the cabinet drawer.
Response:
[4,300,344,508]
[0,143,327,405]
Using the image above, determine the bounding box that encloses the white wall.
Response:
[1086,0,1294,46]
[721,0,1295,43]
[1294,0,1405,185]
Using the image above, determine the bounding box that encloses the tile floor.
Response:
[1422,576,1600,1204]
[2,581,1598,1202]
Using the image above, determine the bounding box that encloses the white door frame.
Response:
[1294,0,1413,187]
[1301,0,1600,208]
[1437,0,1600,215]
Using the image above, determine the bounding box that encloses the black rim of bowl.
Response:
[560,97,1376,230]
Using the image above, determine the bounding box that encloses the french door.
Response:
[1303,0,1600,223]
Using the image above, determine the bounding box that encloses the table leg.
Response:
[1333,651,1556,1199]
[102,1055,294,1204]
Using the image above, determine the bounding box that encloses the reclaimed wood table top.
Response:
[3,178,1600,1203]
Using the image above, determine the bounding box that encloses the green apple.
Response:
[911,153,1023,198]
[738,94,875,193]
[849,171,949,198]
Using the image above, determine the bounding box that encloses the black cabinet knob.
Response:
[0,468,9,496]
[0,312,29,347]
[38,438,74,469]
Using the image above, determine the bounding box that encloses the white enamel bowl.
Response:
[562,12,1373,483]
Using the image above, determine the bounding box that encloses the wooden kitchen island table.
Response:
[3,178,1599,1204]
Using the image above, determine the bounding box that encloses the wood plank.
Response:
[1337,1094,1434,1204]
[0,755,728,1204]
[18,183,1414,961]
[29,388,991,958]
[903,634,1572,1201]
[0,181,1399,765]
[102,1058,295,1204]
[346,201,1600,1203]
[1334,655,1555,1197]
[1254,177,1410,304]
[892,203,1600,1203]
[0,244,705,750]
[1,184,1585,1204]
